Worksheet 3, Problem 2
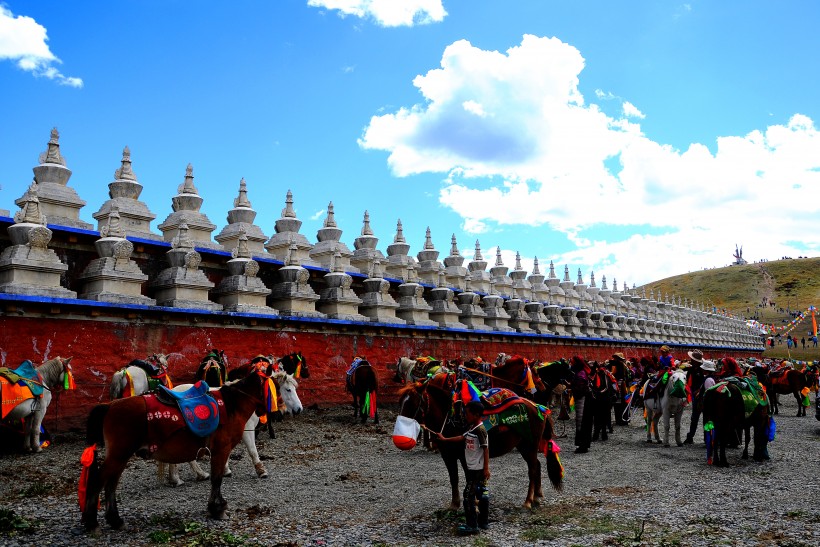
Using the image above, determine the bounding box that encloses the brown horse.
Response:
[397,372,562,509]
[489,354,547,398]
[346,358,378,424]
[80,367,271,533]
[768,368,812,416]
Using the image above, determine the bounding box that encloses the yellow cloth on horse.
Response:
[0,376,35,419]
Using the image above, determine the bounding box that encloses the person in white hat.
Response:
[701,360,717,391]
[684,350,705,444]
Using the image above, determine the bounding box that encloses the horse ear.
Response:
[64,356,73,366]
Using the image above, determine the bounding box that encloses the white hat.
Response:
[700,360,716,372]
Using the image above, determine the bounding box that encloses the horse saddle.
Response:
[154,381,220,437]
[710,377,768,418]
[643,373,668,400]
[0,360,45,397]
[480,388,546,444]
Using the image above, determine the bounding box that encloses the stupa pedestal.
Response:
[78,209,155,305]
[157,164,221,250]
[267,244,324,318]
[316,252,367,321]
[215,178,268,255]
[0,188,76,298]
[505,290,534,333]
[93,146,161,241]
[150,223,222,311]
[527,257,550,303]
[481,282,514,332]
[15,128,92,230]
[524,297,551,335]
[455,279,492,331]
[213,234,276,314]
[395,265,437,327]
[357,261,405,325]
[425,272,467,330]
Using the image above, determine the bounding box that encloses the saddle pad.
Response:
[482,400,540,445]
[155,382,220,438]
[0,360,44,397]
[0,376,35,419]
[481,388,522,414]
[143,392,223,451]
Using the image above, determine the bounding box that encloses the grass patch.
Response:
[521,503,632,542]
[16,481,52,498]
[432,508,462,523]
[0,508,35,535]
[146,511,260,546]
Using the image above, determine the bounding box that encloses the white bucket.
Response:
[392,415,421,450]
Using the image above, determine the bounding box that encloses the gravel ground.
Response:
[1,395,820,547]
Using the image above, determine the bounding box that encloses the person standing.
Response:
[684,349,706,444]
[801,337,806,349]
[610,352,632,426]
[570,356,592,453]
[435,401,490,535]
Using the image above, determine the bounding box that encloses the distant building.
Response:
[733,245,747,266]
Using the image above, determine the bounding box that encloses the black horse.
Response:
[346,358,379,424]
[532,359,574,410]
[277,352,309,379]
[703,379,769,466]
[588,363,617,442]
[195,349,228,386]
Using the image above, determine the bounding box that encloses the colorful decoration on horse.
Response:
[154,382,222,439]
[460,379,482,405]
[392,415,420,450]
[78,444,99,512]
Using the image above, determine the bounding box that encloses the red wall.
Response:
[0,316,753,431]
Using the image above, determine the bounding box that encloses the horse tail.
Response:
[540,409,564,491]
[86,404,110,447]
[110,370,125,400]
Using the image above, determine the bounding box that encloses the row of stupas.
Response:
[0,130,761,347]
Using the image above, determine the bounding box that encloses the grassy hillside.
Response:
[638,257,820,319]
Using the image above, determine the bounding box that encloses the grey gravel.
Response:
[1,395,819,547]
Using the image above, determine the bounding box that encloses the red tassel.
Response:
[369,391,377,419]
[78,444,97,512]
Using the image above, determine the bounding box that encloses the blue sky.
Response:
[1,1,818,286]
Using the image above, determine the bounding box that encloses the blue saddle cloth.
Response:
[346,357,367,377]
[0,360,45,396]
[158,381,219,437]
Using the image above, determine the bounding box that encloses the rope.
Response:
[456,365,530,389]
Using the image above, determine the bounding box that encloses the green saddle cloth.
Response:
[709,376,768,419]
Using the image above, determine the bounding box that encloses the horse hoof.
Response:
[106,515,124,530]
[655,440,663,444]
[522,501,533,509]
[676,442,683,447]
[255,463,268,478]
[168,479,183,487]
[663,444,670,448]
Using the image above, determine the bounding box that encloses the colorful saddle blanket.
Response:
[480,388,547,445]
[346,357,367,377]
[0,360,45,397]
[155,381,221,438]
[708,376,768,419]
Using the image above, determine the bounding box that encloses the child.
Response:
[435,400,490,535]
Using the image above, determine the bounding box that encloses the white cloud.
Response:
[308,0,446,27]
[360,35,820,284]
[0,7,82,87]
[311,209,326,221]
[622,101,645,119]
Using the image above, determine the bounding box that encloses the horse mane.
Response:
[38,356,68,387]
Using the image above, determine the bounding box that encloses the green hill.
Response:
[638,257,820,321]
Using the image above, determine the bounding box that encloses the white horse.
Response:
[109,355,171,399]
[393,357,447,383]
[163,371,302,486]
[1,357,74,452]
[643,369,689,447]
